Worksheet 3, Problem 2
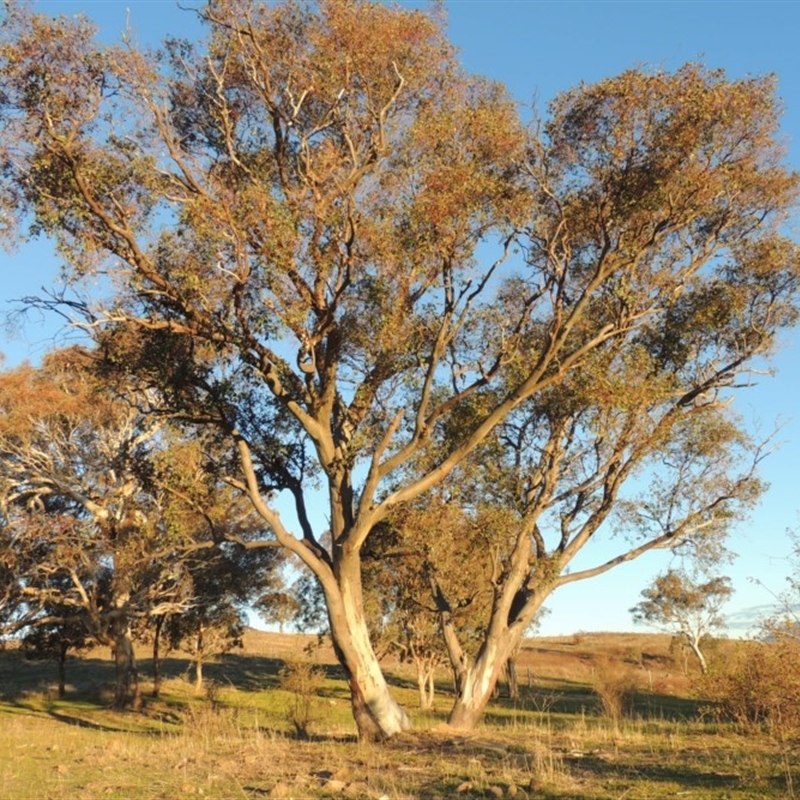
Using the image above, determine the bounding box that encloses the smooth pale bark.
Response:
[326,567,410,740]
[687,635,709,675]
[438,594,518,728]
[416,663,437,710]
[447,643,515,729]
[238,440,410,740]
[440,581,544,730]
[329,614,410,740]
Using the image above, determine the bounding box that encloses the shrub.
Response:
[592,659,639,724]
[699,638,800,741]
[278,660,325,738]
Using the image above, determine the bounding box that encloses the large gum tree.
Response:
[1,0,798,739]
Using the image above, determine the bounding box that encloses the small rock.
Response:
[456,781,473,793]
[488,786,504,798]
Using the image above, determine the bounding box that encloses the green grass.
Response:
[0,632,798,799]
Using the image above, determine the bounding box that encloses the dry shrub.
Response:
[699,638,800,741]
[592,658,639,723]
[182,693,243,743]
[279,660,325,738]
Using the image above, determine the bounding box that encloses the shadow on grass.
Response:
[0,651,114,702]
[204,652,349,695]
[417,777,569,800]
[480,683,701,727]
[252,723,358,744]
[44,707,140,733]
[415,744,754,799]
[565,751,746,790]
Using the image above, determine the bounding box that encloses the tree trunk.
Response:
[440,609,533,730]
[447,653,508,729]
[111,619,142,710]
[417,671,429,709]
[416,661,436,710]
[194,626,205,692]
[325,569,410,741]
[506,655,519,700]
[57,640,68,699]
[688,636,708,675]
[152,616,164,698]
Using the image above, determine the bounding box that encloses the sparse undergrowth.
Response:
[1,631,797,799]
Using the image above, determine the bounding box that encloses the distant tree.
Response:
[0,349,265,707]
[22,612,92,699]
[631,569,733,674]
[361,518,452,711]
[256,576,303,635]
[0,349,181,708]
[161,546,282,691]
[167,604,245,692]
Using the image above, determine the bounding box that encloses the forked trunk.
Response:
[416,662,436,710]
[447,653,507,730]
[112,619,142,710]
[436,568,547,730]
[442,617,530,730]
[688,636,708,675]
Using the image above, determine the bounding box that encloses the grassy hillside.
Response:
[0,630,795,799]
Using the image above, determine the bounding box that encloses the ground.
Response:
[0,630,796,799]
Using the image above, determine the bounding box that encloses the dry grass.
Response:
[1,630,797,799]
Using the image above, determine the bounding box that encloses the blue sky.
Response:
[2,0,799,637]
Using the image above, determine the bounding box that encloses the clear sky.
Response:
[2,0,799,637]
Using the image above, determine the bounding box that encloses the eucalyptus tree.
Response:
[21,600,92,699]
[1,0,798,739]
[159,545,282,691]
[0,348,176,707]
[631,570,733,674]
[0,348,261,707]
[419,335,778,728]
